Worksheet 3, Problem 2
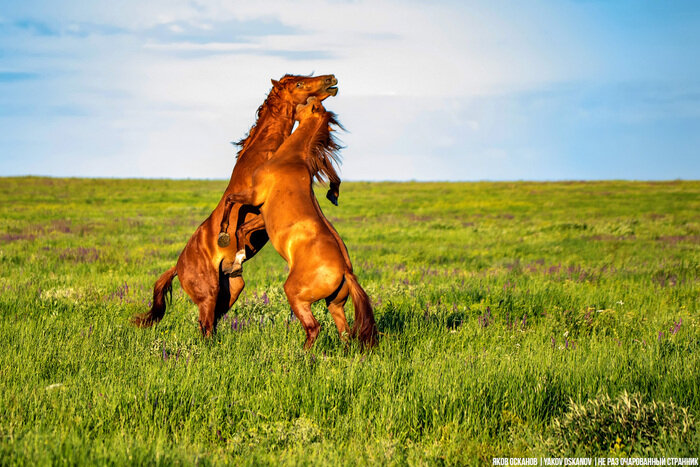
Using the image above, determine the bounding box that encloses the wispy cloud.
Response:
[13,19,59,36]
[143,17,300,43]
[144,42,335,60]
[10,18,126,37]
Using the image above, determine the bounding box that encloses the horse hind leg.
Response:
[284,284,320,349]
[195,294,217,337]
[198,275,244,337]
[292,300,320,349]
[326,280,350,342]
[202,263,245,332]
[177,255,219,337]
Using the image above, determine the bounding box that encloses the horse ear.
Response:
[271,79,280,87]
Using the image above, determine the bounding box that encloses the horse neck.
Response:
[225,100,295,192]
[275,115,326,165]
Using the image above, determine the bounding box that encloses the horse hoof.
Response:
[326,190,338,206]
[217,232,230,247]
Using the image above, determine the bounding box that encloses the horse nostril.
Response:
[325,77,333,84]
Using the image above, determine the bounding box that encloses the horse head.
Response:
[271,74,338,107]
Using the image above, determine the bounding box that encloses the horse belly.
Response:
[287,235,346,301]
[263,216,316,263]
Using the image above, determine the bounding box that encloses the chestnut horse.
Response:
[219,98,378,348]
[132,74,339,336]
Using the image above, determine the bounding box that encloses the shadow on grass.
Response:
[376,303,469,334]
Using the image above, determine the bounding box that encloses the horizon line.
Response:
[0,175,696,183]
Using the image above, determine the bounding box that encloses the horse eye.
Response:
[296,82,303,88]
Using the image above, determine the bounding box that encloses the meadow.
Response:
[0,177,698,464]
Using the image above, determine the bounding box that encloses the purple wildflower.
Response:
[670,319,682,335]
[479,307,492,328]
[261,292,269,305]
[658,331,664,342]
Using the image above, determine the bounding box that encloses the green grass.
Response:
[0,177,698,464]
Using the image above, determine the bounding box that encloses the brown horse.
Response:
[219,97,378,349]
[216,110,343,276]
[132,74,339,336]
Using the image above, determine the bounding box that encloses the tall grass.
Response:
[0,177,698,464]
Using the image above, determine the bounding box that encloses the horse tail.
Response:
[131,266,177,327]
[310,190,375,346]
[311,193,353,273]
[346,271,378,348]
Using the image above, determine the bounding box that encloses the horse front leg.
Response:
[217,195,236,247]
[217,190,257,248]
[236,215,266,254]
[223,214,267,276]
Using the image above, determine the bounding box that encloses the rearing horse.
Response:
[219,98,378,348]
[132,74,339,336]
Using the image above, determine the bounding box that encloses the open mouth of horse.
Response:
[325,85,338,96]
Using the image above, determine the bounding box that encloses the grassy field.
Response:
[0,177,699,464]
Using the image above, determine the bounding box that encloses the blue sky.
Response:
[0,0,698,180]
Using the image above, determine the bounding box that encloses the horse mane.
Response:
[234,75,304,157]
[306,111,344,186]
